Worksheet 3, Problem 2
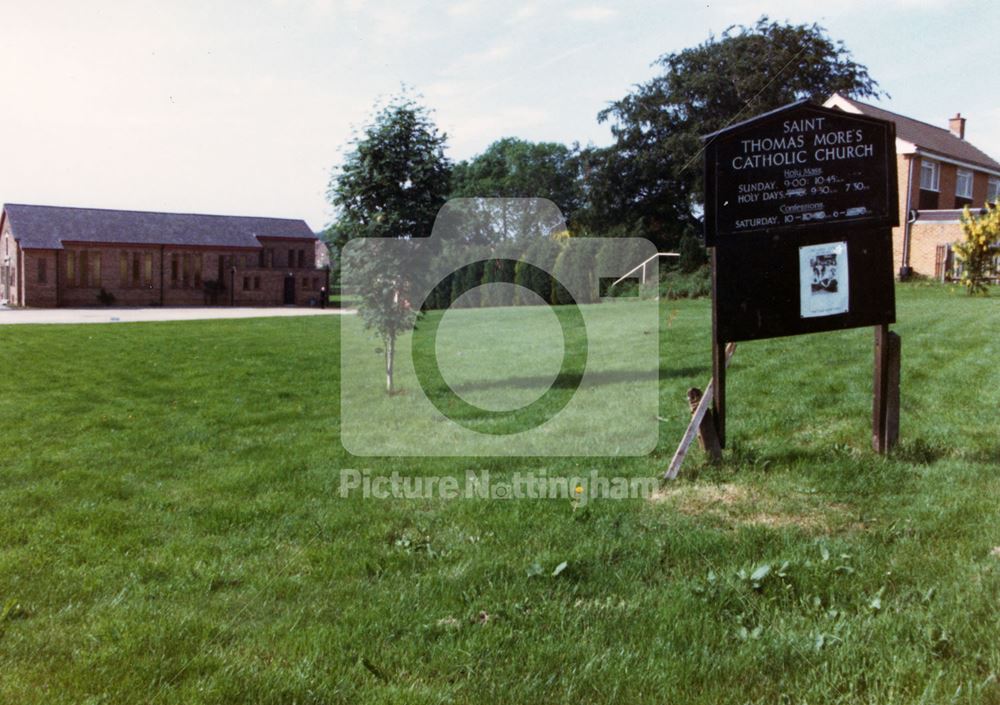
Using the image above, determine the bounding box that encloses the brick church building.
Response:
[0,204,330,308]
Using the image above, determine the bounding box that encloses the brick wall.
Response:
[891,155,917,273]
[57,246,166,307]
[897,154,917,220]
[13,240,327,308]
[937,163,958,209]
[257,238,318,270]
[21,250,59,306]
[907,220,963,277]
[891,155,997,277]
[972,172,991,206]
[1,221,20,305]
[229,268,329,306]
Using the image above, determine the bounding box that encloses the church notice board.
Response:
[703,100,898,342]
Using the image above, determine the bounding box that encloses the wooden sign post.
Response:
[873,324,901,453]
[672,99,902,474]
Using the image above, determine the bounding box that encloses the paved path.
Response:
[0,307,354,325]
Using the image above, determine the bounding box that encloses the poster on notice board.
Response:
[800,241,849,318]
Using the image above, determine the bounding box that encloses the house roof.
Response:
[3,204,316,250]
[825,94,1000,173]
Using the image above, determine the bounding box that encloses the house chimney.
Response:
[949,113,966,140]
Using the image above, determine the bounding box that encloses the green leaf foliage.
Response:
[451,137,583,230]
[589,17,881,248]
[955,202,1000,295]
[328,94,452,391]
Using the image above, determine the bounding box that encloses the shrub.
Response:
[450,260,483,308]
[97,288,116,306]
[678,233,707,273]
[955,203,1000,295]
[515,238,563,305]
[480,257,515,307]
[423,271,454,310]
[659,265,711,299]
[552,240,599,305]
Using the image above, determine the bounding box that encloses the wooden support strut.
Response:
[872,324,901,454]
[664,342,736,480]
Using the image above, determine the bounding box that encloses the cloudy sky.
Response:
[1,0,997,230]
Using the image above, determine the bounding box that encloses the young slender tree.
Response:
[329,95,451,393]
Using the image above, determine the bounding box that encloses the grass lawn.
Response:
[0,283,998,704]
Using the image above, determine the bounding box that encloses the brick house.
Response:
[824,94,1000,279]
[0,204,330,308]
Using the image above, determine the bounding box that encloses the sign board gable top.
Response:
[700,98,814,142]
[703,100,898,245]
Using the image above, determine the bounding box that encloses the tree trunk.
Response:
[385,334,395,394]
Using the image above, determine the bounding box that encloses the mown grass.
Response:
[0,283,998,704]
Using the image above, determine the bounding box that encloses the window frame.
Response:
[920,159,940,192]
[955,168,973,199]
[988,177,1000,203]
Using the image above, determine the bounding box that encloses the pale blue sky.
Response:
[1,0,997,230]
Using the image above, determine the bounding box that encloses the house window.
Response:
[171,254,179,287]
[38,258,46,284]
[243,276,250,290]
[988,177,1000,203]
[120,252,129,286]
[297,249,305,268]
[182,253,191,288]
[302,277,309,290]
[90,252,101,288]
[956,169,973,199]
[144,253,153,287]
[194,253,202,288]
[253,276,260,290]
[67,251,76,286]
[920,159,940,191]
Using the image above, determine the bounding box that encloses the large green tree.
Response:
[452,138,582,215]
[329,95,452,393]
[586,17,881,249]
[450,138,582,243]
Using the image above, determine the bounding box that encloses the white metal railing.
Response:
[610,252,679,288]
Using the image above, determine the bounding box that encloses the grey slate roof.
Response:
[3,204,316,250]
[831,94,1000,173]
